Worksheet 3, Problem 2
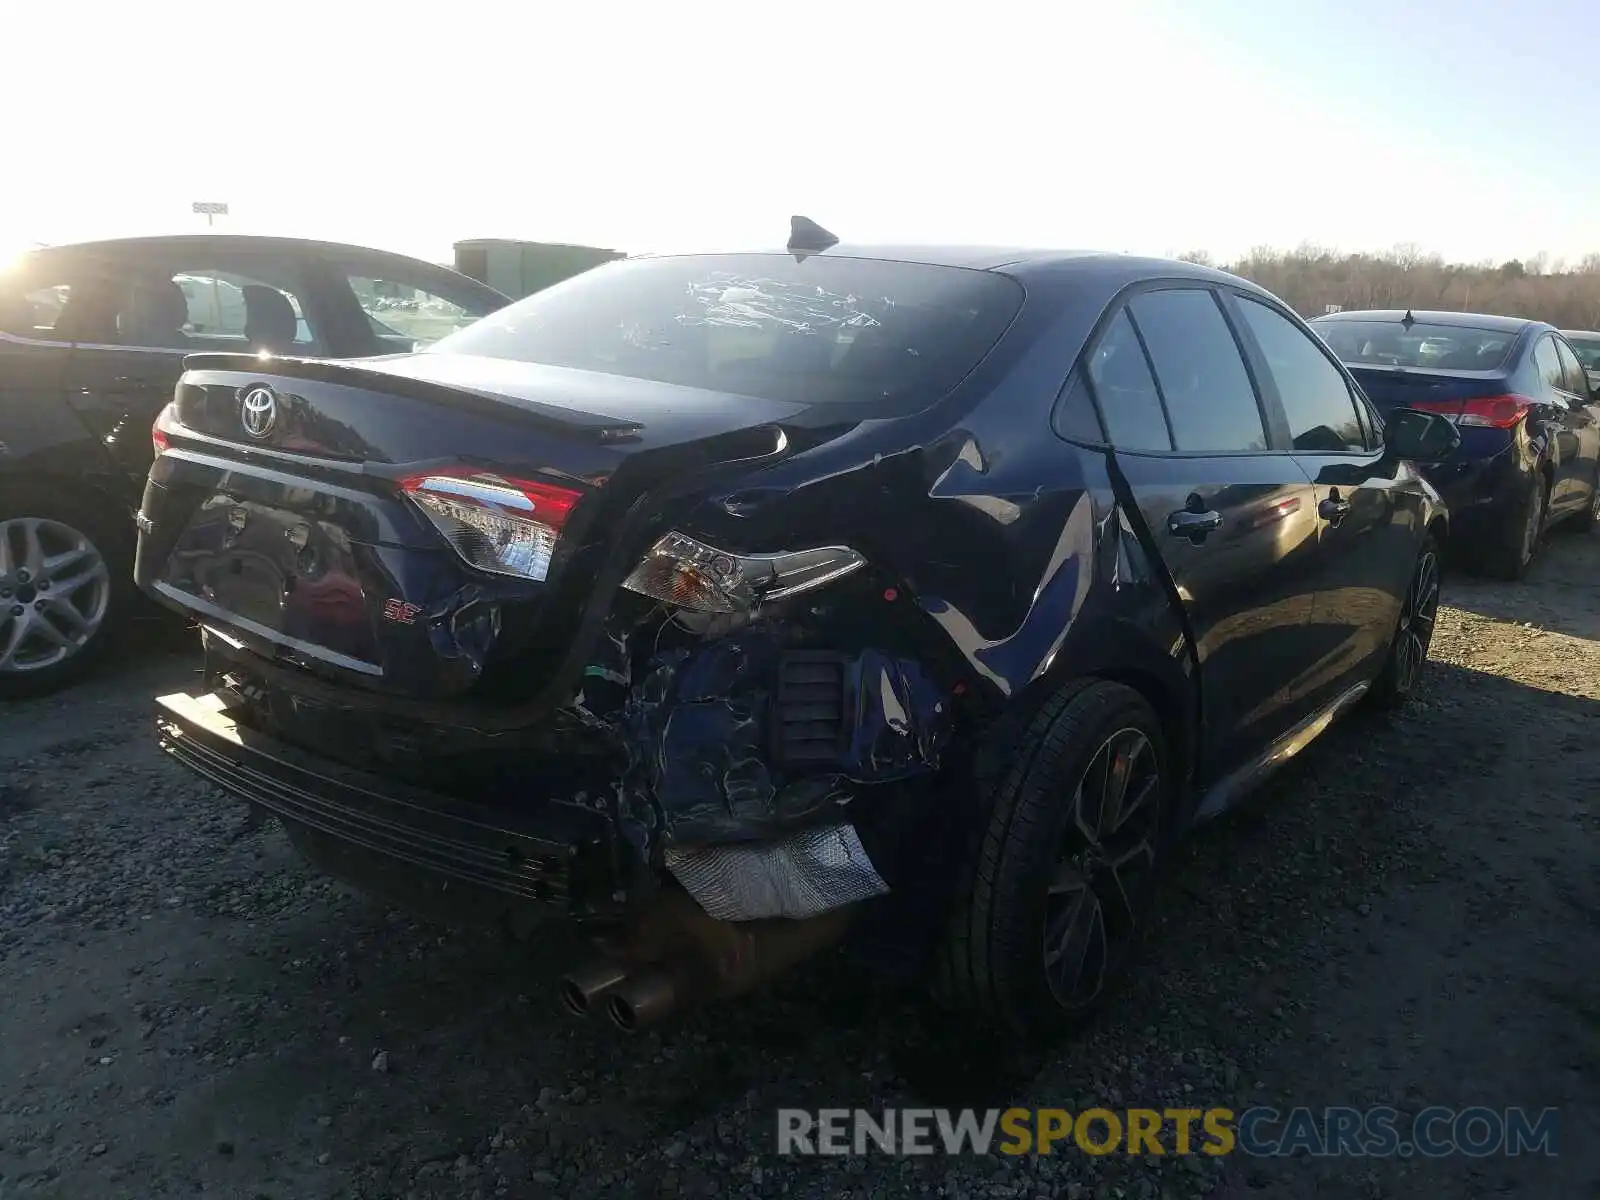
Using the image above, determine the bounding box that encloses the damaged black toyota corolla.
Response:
[135,221,1461,1042]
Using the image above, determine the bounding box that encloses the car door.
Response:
[1226,290,1421,710]
[1530,333,1587,515]
[27,246,183,489]
[1552,336,1600,516]
[1086,286,1322,782]
[0,257,112,491]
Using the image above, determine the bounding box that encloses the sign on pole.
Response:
[1323,303,1343,315]
[192,201,229,227]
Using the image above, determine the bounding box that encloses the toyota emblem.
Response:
[240,386,277,438]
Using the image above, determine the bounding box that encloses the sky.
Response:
[4,0,1597,268]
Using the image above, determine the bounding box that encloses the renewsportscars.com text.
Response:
[777,1106,1559,1158]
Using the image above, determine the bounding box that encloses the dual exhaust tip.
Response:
[558,959,678,1033]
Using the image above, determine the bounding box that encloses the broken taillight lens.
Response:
[400,470,582,583]
[620,531,866,613]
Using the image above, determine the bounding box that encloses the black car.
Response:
[0,234,509,695]
[1311,310,1600,578]
[136,223,1459,1042]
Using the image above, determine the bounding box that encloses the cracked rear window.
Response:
[428,253,1023,412]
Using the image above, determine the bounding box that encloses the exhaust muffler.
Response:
[561,890,856,1033]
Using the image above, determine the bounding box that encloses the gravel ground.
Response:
[3,533,1599,1199]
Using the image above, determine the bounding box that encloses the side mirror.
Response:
[1383,408,1460,463]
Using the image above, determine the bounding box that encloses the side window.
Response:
[0,279,74,339]
[1533,336,1564,394]
[1554,338,1588,396]
[1128,289,1267,453]
[0,270,131,345]
[1084,309,1171,451]
[1233,296,1366,453]
[347,275,483,350]
[1051,371,1106,443]
[168,270,315,352]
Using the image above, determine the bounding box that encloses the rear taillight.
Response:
[152,401,177,455]
[399,470,583,583]
[1409,395,1533,429]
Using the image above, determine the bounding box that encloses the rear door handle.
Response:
[1167,508,1224,539]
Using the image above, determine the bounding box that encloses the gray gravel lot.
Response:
[4,535,1600,1199]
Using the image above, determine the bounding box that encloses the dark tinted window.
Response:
[430,253,1023,413]
[1554,338,1588,395]
[1567,335,1600,370]
[1315,319,1516,370]
[1235,296,1365,453]
[1085,309,1171,451]
[1052,372,1106,443]
[0,254,131,344]
[1533,336,1564,393]
[1129,289,1266,453]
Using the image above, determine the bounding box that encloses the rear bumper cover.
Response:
[155,690,629,919]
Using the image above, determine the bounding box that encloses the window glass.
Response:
[1129,289,1266,453]
[1052,371,1106,443]
[1554,338,1588,395]
[1085,309,1171,451]
[1533,336,1564,393]
[1567,335,1600,371]
[428,253,1024,412]
[1315,320,1516,370]
[171,271,313,350]
[0,267,129,344]
[1235,296,1366,453]
[350,276,489,350]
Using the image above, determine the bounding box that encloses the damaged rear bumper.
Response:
[155,690,629,921]
[153,689,898,928]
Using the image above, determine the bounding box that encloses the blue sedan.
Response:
[1313,309,1600,578]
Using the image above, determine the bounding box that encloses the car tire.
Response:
[1481,474,1547,581]
[0,490,130,699]
[1368,534,1441,711]
[934,679,1170,1044]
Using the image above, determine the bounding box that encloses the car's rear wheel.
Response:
[1481,474,1547,580]
[935,679,1170,1044]
[1369,534,1441,710]
[0,496,127,698]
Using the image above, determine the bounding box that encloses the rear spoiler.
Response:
[179,352,644,443]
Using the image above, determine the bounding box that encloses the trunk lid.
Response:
[136,352,812,700]
[1346,365,1508,421]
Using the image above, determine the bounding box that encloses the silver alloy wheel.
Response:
[1393,548,1440,693]
[1520,482,1545,564]
[0,516,113,675]
[1042,726,1162,1010]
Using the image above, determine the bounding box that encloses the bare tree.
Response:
[1210,245,1600,327]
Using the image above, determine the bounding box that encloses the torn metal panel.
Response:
[665,822,889,921]
[617,625,954,845]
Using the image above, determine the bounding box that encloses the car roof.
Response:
[23,233,452,270]
[640,243,1256,287]
[1314,309,1540,334]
